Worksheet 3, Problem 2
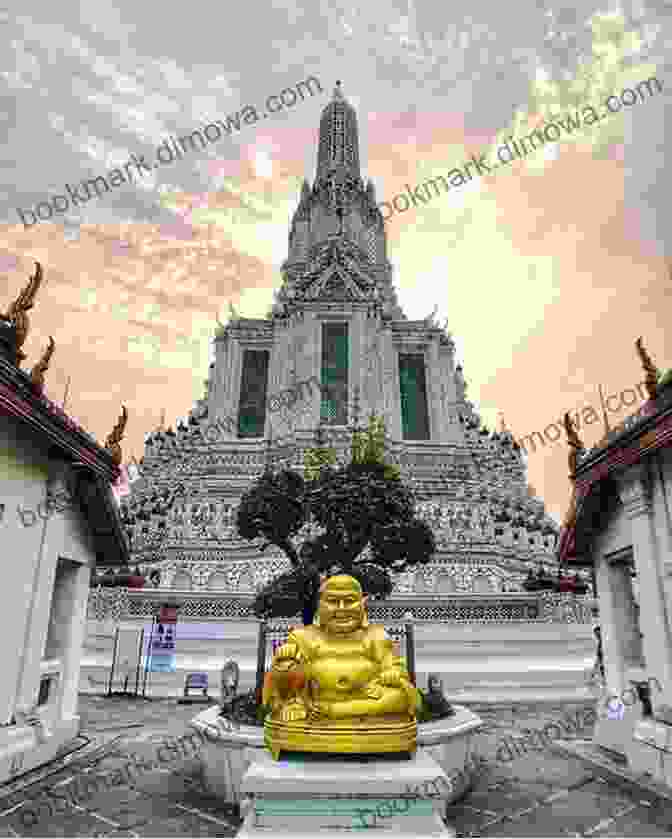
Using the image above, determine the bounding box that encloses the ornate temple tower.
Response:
[123,83,561,596]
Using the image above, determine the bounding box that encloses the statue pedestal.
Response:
[237,750,456,836]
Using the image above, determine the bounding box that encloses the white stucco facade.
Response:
[565,380,672,789]
[0,419,97,783]
[590,448,672,786]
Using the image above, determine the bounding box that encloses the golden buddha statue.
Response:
[262,575,419,759]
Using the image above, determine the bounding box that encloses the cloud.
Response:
[1,3,669,527]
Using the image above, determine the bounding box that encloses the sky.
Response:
[0,0,670,524]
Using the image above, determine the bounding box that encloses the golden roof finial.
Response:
[105,405,128,466]
[2,262,44,363]
[563,411,584,475]
[30,336,55,392]
[635,337,659,400]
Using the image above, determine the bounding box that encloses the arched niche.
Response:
[414,570,433,593]
[472,574,492,594]
[172,571,193,590]
[207,572,228,591]
[436,574,456,594]
[238,570,255,591]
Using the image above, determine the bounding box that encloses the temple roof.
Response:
[559,354,672,566]
[0,263,129,567]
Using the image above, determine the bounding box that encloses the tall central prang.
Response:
[124,82,561,599]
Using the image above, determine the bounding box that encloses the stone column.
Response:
[380,326,401,440]
[591,551,640,755]
[651,449,672,646]
[13,511,57,716]
[265,321,282,439]
[229,339,243,428]
[438,344,462,444]
[289,311,314,435]
[213,333,233,422]
[427,335,442,442]
[56,562,91,722]
[308,311,322,430]
[618,464,672,710]
[351,310,365,422]
[596,555,633,696]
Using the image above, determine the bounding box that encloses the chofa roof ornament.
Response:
[30,336,55,392]
[105,405,128,466]
[2,261,44,363]
[636,336,672,397]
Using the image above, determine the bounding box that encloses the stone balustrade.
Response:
[87,586,595,625]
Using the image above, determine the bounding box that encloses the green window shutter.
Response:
[321,323,349,425]
[238,350,270,438]
[399,354,430,440]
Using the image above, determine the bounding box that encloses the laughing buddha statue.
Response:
[262,575,419,759]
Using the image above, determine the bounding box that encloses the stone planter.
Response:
[417,707,484,802]
[190,704,484,809]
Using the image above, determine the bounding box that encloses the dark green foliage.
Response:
[253,561,322,622]
[236,469,306,565]
[237,447,435,623]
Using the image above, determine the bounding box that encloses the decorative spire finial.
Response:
[2,261,44,363]
[563,412,584,475]
[105,405,128,466]
[30,336,55,392]
[317,80,360,181]
[635,337,659,400]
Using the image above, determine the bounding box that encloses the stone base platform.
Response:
[237,749,455,836]
[190,703,483,810]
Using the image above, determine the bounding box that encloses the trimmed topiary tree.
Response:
[236,414,436,624]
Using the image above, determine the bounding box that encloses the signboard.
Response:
[146,607,178,673]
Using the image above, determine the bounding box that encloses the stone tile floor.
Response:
[0,697,668,837]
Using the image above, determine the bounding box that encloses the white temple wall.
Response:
[0,422,94,784]
[79,616,595,704]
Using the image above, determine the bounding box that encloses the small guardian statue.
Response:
[220,660,240,713]
[425,673,455,718]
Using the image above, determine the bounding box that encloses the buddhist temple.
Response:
[119,82,562,598]
[86,84,600,703]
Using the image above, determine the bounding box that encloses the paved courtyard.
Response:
[0,696,669,837]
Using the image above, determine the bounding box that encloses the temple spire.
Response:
[316,79,360,182]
